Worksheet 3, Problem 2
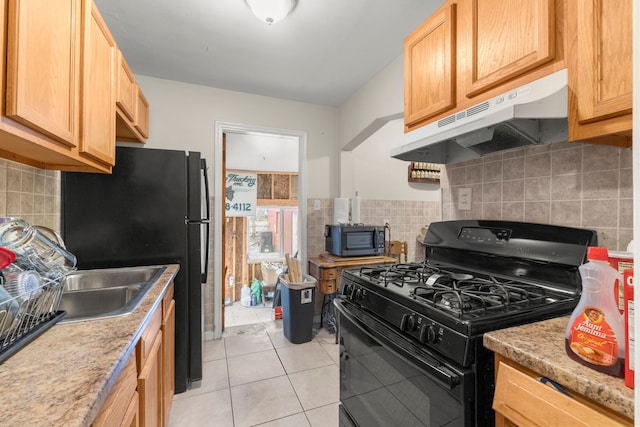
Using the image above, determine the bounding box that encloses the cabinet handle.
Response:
[539,377,573,398]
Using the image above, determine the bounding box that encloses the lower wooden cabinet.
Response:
[91,281,175,427]
[121,391,140,427]
[137,330,162,427]
[136,282,175,427]
[493,355,633,426]
[93,281,175,427]
[92,352,139,427]
[161,287,175,424]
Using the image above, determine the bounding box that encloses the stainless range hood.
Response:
[391,68,568,164]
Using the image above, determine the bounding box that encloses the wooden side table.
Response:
[308,253,397,338]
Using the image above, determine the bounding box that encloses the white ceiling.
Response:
[94,0,442,106]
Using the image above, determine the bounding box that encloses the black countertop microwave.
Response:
[324,224,385,257]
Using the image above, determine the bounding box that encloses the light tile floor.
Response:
[168,320,339,427]
[223,300,275,327]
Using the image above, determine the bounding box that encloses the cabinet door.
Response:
[91,353,138,427]
[162,298,175,425]
[121,391,139,427]
[493,361,631,426]
[5,0,81,147]
[138,330,163,427]
[134,89,149,139]
[117,51,137,123]
[464,0,555,97]
[404,2,456,129]
[573,0,632,125]
[80,0,116,166]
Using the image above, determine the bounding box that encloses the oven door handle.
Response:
[334,299,461,389]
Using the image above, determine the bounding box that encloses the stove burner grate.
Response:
[359,263,439,288]
[356,262,554,318]
[409,279,549,318]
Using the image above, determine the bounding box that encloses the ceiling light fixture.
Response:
[245,0,297,25]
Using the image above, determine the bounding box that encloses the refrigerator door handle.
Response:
[202,220,209,283]
[201,158,210,283]
[201,158,211,221]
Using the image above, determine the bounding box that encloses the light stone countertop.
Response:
[0,264,179,427]
[484,316,634,420]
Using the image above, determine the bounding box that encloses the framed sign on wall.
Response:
[225,172,257,217]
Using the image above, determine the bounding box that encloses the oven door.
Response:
[335,299,475,427]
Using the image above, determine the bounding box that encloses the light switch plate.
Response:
[458,188,472,211]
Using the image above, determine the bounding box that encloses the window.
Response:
[247,207,298,261]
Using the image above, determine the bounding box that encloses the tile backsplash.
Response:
[307,198,442,262]
[0,160,61,230]
[7,144,631,338]
[440,141,633,251]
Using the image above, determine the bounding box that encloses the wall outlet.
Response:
[313,199,320,210]
[458,187,472,211]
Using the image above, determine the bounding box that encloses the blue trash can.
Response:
[280,274,317,344]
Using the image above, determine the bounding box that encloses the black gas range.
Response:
[335,220,597,427]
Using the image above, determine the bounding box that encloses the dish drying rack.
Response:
[0,265,72,364]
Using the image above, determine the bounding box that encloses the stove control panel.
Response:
[339,277,472,366]
[401,314,440,344]
[459,226,511,244]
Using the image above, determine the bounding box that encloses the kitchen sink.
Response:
[57,265,167,323]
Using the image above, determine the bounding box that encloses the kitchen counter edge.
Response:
[483,316,634,420]
[0,264,179,427]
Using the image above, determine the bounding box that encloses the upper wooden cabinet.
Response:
[115,50,148,143]
[0,0,113,172]
[405,0,566,132]
[404,3,456,128]
[117,51,137,123]
[567,0,632,145]
[0,0,148,172]
[79,0,116,167]
[405,0,632,148]
[463,0,556,97]
[134,89,149,139]
[5,0,80,148]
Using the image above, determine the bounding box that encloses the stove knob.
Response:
[427,325,437,343]
[343,284,352,297]
[354,288,365,301]
[419,324,428,343]
[420,324,437,343]
[349,286,358,300]
[400,314,417,332]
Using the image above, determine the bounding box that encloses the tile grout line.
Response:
[221,336,238,427]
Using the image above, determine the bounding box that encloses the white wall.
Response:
[337,54,441,202]
[225,133,298,172]
[339,55,405,149]
[349,119,441,201]
[132,75,339,198]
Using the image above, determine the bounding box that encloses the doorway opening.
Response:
[213,122,307,339]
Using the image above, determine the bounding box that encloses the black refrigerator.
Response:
[61,146,210,394]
